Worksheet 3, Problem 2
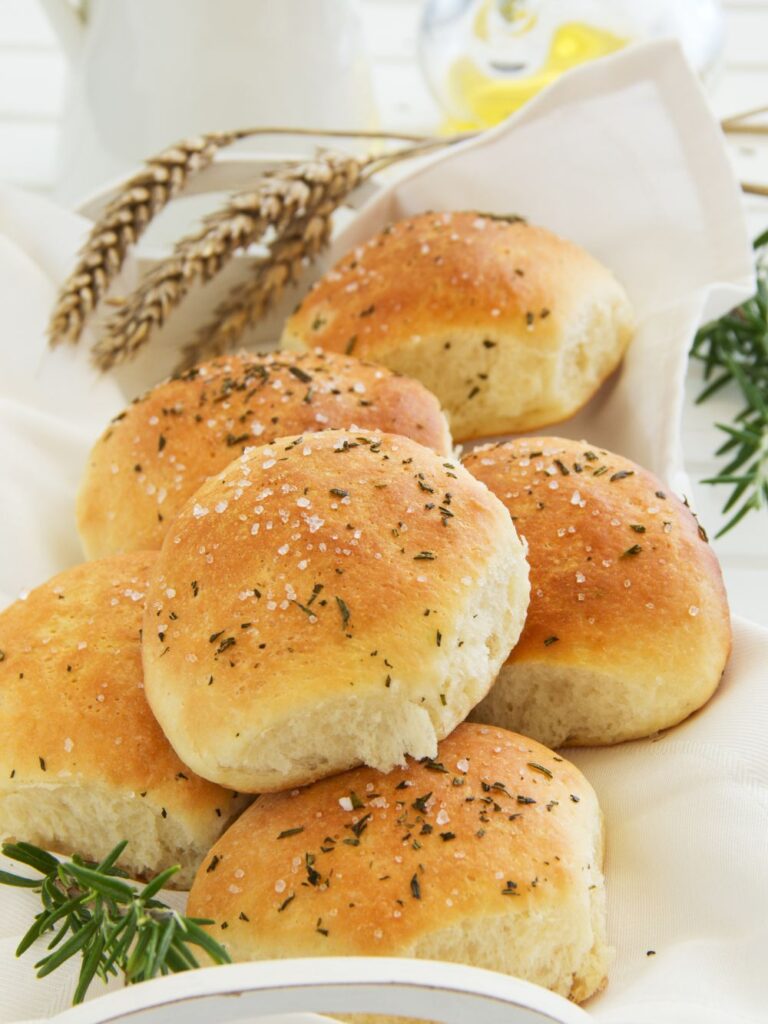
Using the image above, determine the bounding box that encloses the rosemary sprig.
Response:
[0,840,229,1004]
[690,228,768,536]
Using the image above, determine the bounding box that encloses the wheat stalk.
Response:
[48,131,257,346]
[47,127,446,351]
[178,212,332,369]
[91,151,366,370]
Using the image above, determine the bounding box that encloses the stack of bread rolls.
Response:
[0,211,731,1011]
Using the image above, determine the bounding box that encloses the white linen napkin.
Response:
[0,39,764,1024]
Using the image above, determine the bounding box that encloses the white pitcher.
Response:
[40,0,376,203]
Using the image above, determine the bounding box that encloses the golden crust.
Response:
[77,350,452,559]
[188,722,607,1002]
[0,554,248,868]
[463,438,732,743]
[281,212,634,440]
[141,430,529,792]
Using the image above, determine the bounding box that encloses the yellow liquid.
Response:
[445,20,628,130]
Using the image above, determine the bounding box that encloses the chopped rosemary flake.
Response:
[610,470,635,482]
[554,459,570,476]
[277,894,295,912]
[584,450,598,461]
[38,757,46,772]
[410,874,421,900]
[418,479,435,493]
[517,795,536,805]
[345,335,358,354]
[209,630,224,643]
[501,881,519,895]
[336,596,351,629]
[439,692,446,705]
[527,762,553,779]
[630,524,646,533]
[206,855,220,873]
[621,544,642,557]
[330,488,349,497]
[350,813,372,838]
[570,794,580,802]
[412,792,432,813]
[158,434,166,452]
[288,366,313,384]
[414,551,436,561]
[439,832,455,842]
[277,827,305,839]
[349,791,364,809]
[421,758,448,773]
[543,636,559,646]
[593,466,608,477]
[436,630,442,647]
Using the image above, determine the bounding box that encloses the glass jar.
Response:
[419,0,725,129]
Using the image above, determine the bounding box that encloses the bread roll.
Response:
[0,554,250,886]
[188,722,609,1005]
[281,211,634,441]
[463,438,731,747]
[142,430,529,793]
[77,349,452,559]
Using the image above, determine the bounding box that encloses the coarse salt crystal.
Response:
[570,491,582,506]
[689,605,700,616]
[456,758,470,772]
[215,500,228,513]
[192,503,209,518]
[275,879,286,893]
[262,459,276,470]
[64,737,74,752]
[296,497,311,508]
[339,797,354,811]
[436,809,450,826]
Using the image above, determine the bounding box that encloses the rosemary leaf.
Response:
[0,839,230,1004]
[691,230,768,536]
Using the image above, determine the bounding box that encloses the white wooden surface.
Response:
[0,0,766,623]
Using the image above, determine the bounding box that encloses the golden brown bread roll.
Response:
[142,430,530,793]
[77,349,452,559]
[281,212,634,441]
[462,438,731,747]
[0,554,250,886]
[187,722,609,1005]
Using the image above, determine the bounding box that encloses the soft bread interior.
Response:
[0,784,228,888]
[472,659,720,748]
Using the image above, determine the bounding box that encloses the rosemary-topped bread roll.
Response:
[281,211,634,441]
[188,722,609,1005]
[0,554,250,886]
[142,430,530,793]
[77,349,452,559]
[463,438,731,747]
